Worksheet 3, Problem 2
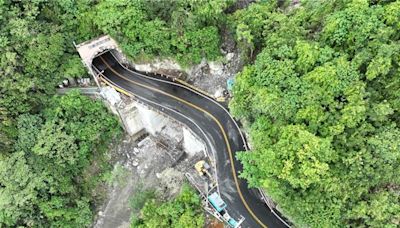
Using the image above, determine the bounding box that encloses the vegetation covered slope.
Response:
[2,0,399,227]
[0,0,228,226]
[230,1,400,227]
[0,91,121,226]
[92,0,234,65]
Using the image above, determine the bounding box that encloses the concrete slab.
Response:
[137,104,169,135]
[183,127,206,157]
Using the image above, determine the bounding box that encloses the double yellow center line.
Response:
[99,56,267,228]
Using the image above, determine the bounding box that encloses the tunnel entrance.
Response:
[75,35,123,87]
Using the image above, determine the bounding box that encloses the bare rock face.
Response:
[187,59,210,83]
[120,50,243,96]
[129,58,187,79]
[185,52,243,95]
[108,27,245,96]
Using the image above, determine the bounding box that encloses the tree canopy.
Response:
[131,184,205,228]
[92,0,232,66]
[1,0,399,227]
[230,1,400,227]
[0,91,120,227]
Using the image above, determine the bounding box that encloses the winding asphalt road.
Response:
[92,51,287,228]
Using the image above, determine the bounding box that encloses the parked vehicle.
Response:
[208,192,227,212]
[208,192,242,228]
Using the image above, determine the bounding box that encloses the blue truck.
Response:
[208,192,243,228]
[208,192,227,212]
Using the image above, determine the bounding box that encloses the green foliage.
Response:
[231,0,400,227]
[228,2,275,58]
[175,26,221,66]
[1,1,225,226]
[131,184,204,228]
[0,0,89,147]
[2,0,398,227]
[92,0,230,66]
[0,151,44,226]
[347,189,400,227]
[0,91,121,227]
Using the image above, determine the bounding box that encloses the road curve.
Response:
[92,51,287,228]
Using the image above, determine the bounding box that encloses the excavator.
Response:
[195,160,212,178]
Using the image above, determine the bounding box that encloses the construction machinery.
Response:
[208,192,244,228]
[195,160,211,178]
[193,160,244,228]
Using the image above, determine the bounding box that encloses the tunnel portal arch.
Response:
[75,35,124,87]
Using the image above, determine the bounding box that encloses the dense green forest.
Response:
[0,0,230,227]
[1,0,399,227]
[0,1,124,226]
[230,0,400,227]
[0,90,121,226]
[92,0,231,65]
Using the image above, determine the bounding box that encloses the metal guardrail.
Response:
[91,50,291,227]
[174,78,215,99]
[108,51,222,195]
[259,190,291,227]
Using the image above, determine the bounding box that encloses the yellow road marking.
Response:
[99,56,267,228]
[175,78,215,99]
[99,76,133,97]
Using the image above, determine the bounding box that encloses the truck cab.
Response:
[207,192,243,228]
[208,192,227,212]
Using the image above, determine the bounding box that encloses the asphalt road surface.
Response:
[92,51,288,228]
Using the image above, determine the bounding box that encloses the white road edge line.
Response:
[108,51,290,227]
[92,65,221,197]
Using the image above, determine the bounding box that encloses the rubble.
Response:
[94,101,209,228]
[186,52,243,95]
[100,86,121,106]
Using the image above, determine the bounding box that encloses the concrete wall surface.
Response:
[137,104,169,135]
[183,127,206,157]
